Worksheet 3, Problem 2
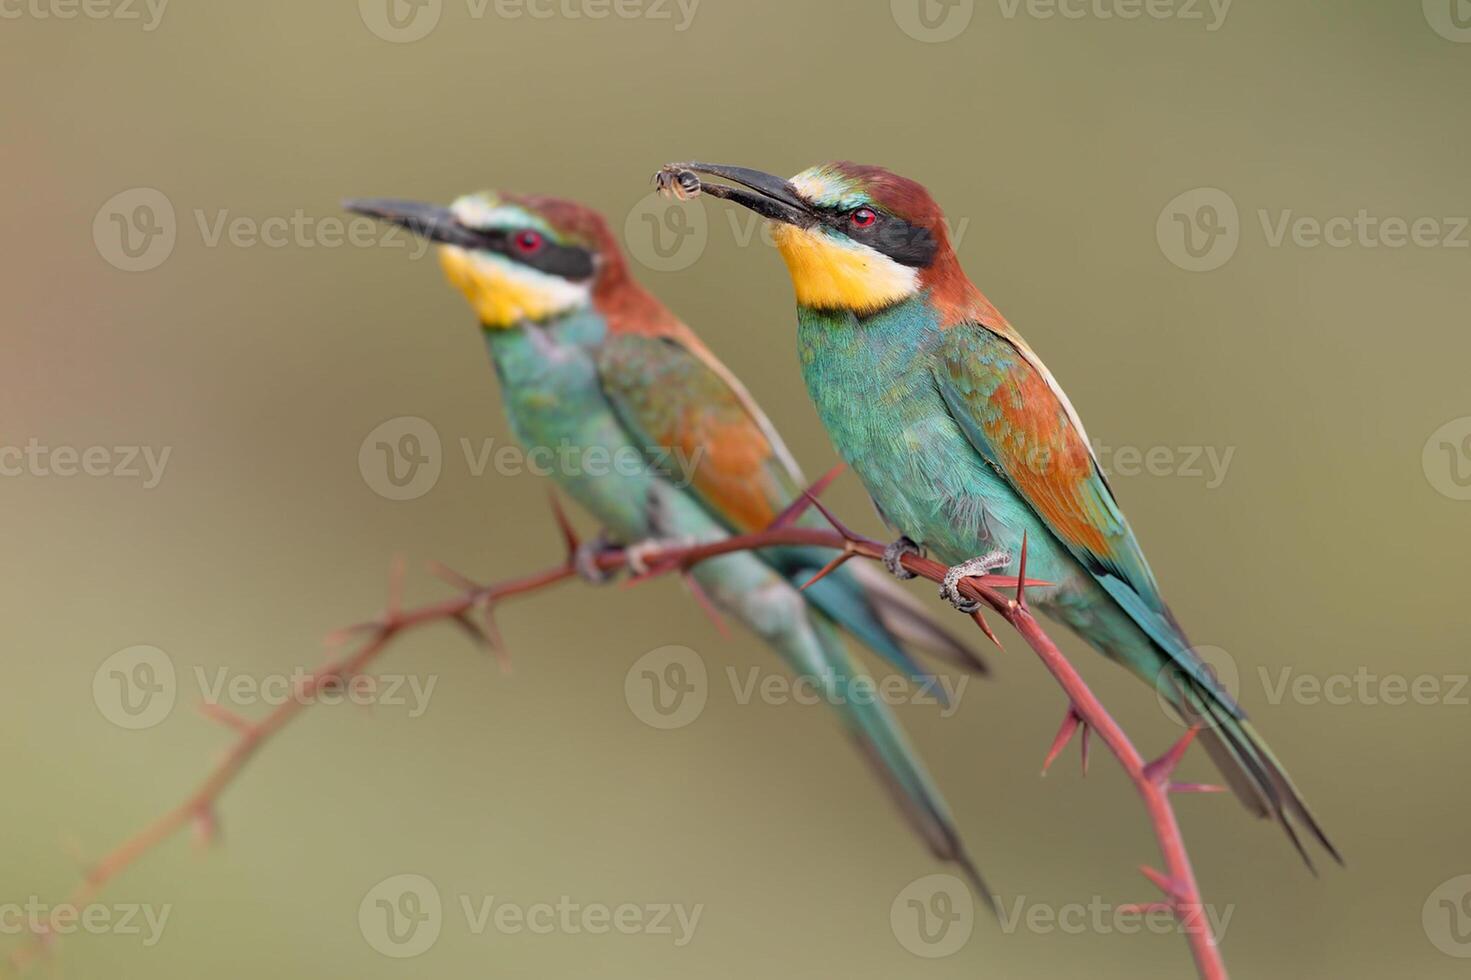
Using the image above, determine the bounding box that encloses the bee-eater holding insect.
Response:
[343,190,995,898]
[658,161,1338,867]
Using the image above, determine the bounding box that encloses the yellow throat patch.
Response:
[437,246,590,329]
[771,223,919,315]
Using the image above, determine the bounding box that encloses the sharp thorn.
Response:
[1139,865,1191,902]
[1041,707,1082,776]
[799,550,855,591]
[970,608,1004,649]
[1169,781,1227,794]
[1144,724,1202,785]
[197,701,254,734]
[385,554,406,619]
[802,491,860,542]
[1016,530,1029,609]
[682,572,732,638]
[770,464,845,529]
[1080,720,1091,776]
[426,560,481,594]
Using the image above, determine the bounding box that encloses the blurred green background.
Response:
[3,1,1469,976]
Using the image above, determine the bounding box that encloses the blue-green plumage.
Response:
[344,191,994,899]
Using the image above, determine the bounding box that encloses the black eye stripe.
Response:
[476,229,597,280]
[818,207,937,268]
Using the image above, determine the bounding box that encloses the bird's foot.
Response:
[940,551,1013,614]
[625,536,699,576]
[573,535,620,585]
[883,536,925,580]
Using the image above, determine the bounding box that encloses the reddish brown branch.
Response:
[7,494,1227,980]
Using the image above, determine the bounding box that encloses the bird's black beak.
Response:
[656,163,814,227]
[342,197,493,250]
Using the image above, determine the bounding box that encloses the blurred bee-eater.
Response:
[663,161,1338,867]
[344,191,995,898]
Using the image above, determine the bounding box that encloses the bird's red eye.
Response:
[850,207,878,228]
[513,229,545,254]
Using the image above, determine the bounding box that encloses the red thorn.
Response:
[1169,782,1227,795]
[770,463,845,529]
[1016,530,1030,609]
[799,550,855,591]
[1140,865,1192,902]
[1144,724,1202,785]
[197,702,254,735]
[547,490,581,558]
[481,607,511,673]
[969,607,1004,650]
[191,806,219,850]
[802,491,861,542]
[682,572,732,638]
[1041,707,1082,776]
[385,554,406,619]
[426,560,481,594]
[1080,720,1092,776]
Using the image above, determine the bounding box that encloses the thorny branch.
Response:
[7,482,1229,980]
